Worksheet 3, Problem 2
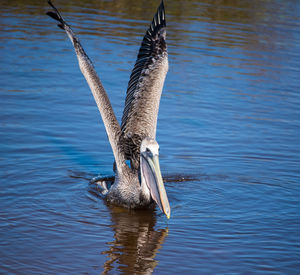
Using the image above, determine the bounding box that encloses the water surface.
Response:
[1,0,300,274]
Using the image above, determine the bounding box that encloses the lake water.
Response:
[1,0,300,274]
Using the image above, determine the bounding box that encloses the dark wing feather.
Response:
[120,1,168,169]
[121,1,166,131]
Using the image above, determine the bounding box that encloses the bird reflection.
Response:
[87,173,195,274]
[101,205,168,274]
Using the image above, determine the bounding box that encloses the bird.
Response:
[47,0,170,219]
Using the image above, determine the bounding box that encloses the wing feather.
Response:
[120,1,168,169]
[46,1,125,170]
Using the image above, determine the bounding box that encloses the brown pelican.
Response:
[47,1,170,218]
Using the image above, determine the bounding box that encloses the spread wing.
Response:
[46,1,125,170]
[120,1,168,169]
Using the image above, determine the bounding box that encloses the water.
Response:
[1,0,300,273]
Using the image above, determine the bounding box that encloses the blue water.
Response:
[1,0,300,274]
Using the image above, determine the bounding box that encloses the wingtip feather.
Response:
[48,0,56,11]
[46,11,60,21]
[151,0,166,33]
[57,24,64,30]
[46,0,66,30]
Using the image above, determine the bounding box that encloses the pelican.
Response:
[47,0,170,218]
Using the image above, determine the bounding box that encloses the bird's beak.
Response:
[141,153,171,219]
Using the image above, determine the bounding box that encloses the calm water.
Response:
[1,0,300,274]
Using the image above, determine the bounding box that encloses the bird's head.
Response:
[140,137,171,219]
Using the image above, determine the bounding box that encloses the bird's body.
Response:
[47,0,170,218]
[107,160,150,209]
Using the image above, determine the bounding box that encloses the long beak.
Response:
[141,153,171,219]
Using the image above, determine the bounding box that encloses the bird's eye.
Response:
[146,148,150,153]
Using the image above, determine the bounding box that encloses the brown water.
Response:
[1,0,300,274]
